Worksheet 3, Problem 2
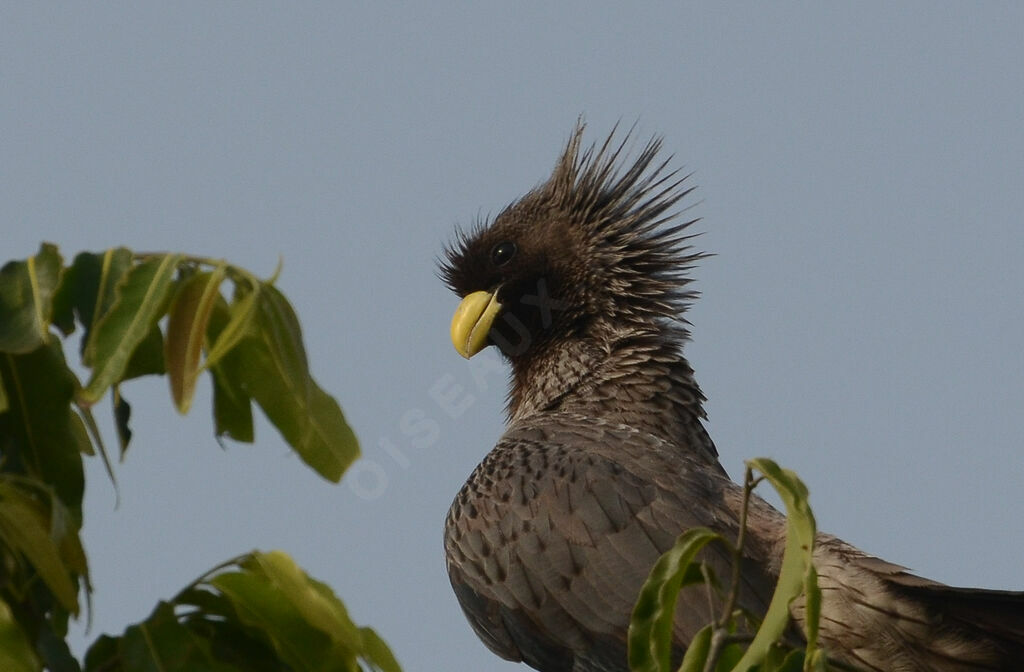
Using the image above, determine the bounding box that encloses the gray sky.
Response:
[4,4,1023,670]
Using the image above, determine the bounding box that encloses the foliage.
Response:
[0,243,387,671]
[628,459,830,672]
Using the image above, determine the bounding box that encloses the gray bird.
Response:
[440,124,1024,671]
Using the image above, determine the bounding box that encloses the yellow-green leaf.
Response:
[165,266,226,414]
[81,254,183,403]
[628,527,722,672]
[730,459,817,672]
[252,550,363,650]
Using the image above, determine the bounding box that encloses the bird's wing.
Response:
[797,537,1024,671]
[444,413,779,670]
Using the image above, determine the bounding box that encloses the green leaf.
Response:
[358,627,402,672]
[628,527,722,672]
[249,550,362,649]
[203,282,259,371]
[82,635,120,672]
[210,366,254,443]
[81,254,183,404]
[122,324,165,380]
[0,478,80,613]
[0,243,63,354]
[730,459,817,672]
[178,618,286,672]
[0,342,86,516]
[777,649,807,672]
[36,620,82,672]
[206,297,255,442]
[205,550,393,672]
[226,286,358,481]
[120,601,234,672]
[69,408,93,456]
[677,623,712,672]
[113,388,132,460]
[165,266,226,414]
[208,570,344,671]
[0,596,40,672]
[67,249,133,359]
[75,405,119,498]
[801,565,823,672]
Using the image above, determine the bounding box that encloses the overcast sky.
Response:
[4,4,1023,670]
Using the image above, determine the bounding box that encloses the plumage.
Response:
[441,123,1024,671]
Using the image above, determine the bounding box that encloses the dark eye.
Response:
[490,241,517,267]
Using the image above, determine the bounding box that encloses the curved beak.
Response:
[450,290,502,359]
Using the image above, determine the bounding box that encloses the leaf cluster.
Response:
[628,459,838,672]
[0,244,383,671]
[84,551,399,672]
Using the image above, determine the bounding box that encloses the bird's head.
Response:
[441,123,706,364]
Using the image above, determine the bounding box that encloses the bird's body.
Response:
[441,125,1024,671]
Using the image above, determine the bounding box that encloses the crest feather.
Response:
[539,122,708,326]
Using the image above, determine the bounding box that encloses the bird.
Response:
[440,123,1024,672]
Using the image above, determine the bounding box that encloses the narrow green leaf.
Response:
[0,478,80,613]
[81,254,183,403]
[113,388,132,460]
[0,342,86,516]
[628,528,722,672]
[203,283,259,371]
[730,459,817,672]
[0,243,63,353]
[93,248,134,323]
[802,565,823,672]
[75,405,119,499]
[676,623,712,672]
[0,597,40,672]
[165,266,226,414]
[225,286,358,481]
[69,407,93,456]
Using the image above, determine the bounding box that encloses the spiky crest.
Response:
[537,122,707,327]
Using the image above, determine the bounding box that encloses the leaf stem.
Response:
[703,468,763,672]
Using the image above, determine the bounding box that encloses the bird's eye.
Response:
[490,241,517,267]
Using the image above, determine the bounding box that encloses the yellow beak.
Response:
[450,290,502,359]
